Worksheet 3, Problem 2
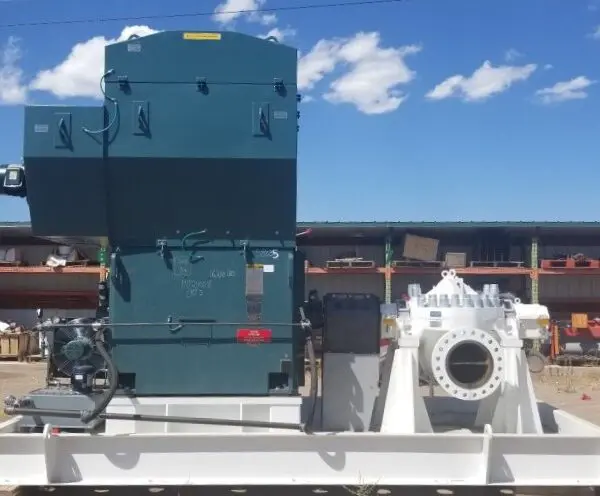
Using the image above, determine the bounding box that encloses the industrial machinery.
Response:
[0,30,600,493]
[320,292,381,432]
[8,314,110,432]
[547,315,600,365]
[375,270,553,435]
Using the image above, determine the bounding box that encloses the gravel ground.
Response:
[0,361,46,416]
[530,365,600,424]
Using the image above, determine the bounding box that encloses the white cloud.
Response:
[425,60,537,102]
[29,26,158,100]
[297,39,343,91]
[504,48,523,62]
[260,13,278,25]
[0,36,27,105]
[535,76,595,104]
[544,63,553,70]
[590,25,600,39]
[259,26,297,43]
[298,32,420,115]
[213,0,276,27]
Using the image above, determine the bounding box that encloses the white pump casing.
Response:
[379,269,549,435]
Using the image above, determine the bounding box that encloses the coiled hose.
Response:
[80,328,118,424]
[304,327,318,432]
[299,307,318,433]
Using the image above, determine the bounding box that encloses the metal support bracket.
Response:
[156,238,168,259]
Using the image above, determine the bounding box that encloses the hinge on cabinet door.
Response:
[117,75,129,91]
[273,78,284,94]
[196,77,208,94]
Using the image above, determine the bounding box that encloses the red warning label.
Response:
[236,328,272,345]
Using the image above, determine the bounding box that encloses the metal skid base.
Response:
[12,388,105,433]
[11,487,600,496]
[1,400,600,489]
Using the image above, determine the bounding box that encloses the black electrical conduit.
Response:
[6,316,318,433]
[301,309,318,433]
[5,408,305,431]
[80,331,118,424]
[34,321,310,328]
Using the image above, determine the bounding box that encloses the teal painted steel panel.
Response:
[110,246,303,395]
[19,30,303,396]
[105,157,296,245]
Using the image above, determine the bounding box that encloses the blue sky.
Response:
[0,0,599,222]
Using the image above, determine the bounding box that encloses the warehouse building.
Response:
[1,221,600,328]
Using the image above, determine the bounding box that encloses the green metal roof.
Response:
[3,220,600,228]
[297,221,600,229]
[3,220,600,235]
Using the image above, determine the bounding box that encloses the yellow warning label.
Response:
[183,32,222,41]
[247,264,264,269]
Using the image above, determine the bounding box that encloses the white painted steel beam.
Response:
[0,414,599,487]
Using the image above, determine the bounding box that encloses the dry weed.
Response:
[537,363,600,394]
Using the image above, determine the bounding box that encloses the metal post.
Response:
[530,236,539,304]
[530,235,540,352]
[98,238,109,283]
[385,234,393,304]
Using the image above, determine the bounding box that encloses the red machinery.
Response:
[548,313,600,365]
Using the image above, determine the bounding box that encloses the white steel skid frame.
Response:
[0,412,600,489]
[1,272,598,492]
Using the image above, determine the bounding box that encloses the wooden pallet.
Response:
[391,260,444,268]
[325,259,376,269]
[470,261,525,268]
[0,333,39,361]
[23,354,45,362]
[541,258,600,269]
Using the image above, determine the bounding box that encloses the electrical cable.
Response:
[7,318,304,431]
[0,0,405,29]
[304,326,318,432]
[80,328,118,424]
[5,407,305,431]
[298,306,319,433]
[34,320,309,328]
[82,69,118,136]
